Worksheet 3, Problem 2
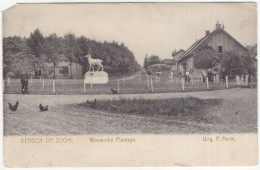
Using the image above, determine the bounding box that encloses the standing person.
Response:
[202,71,207,83]
[170,71,174,80]
[186,70,190,82]
[222,67,226,84]
[21,71,29,94]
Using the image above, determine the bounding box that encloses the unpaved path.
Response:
[3,88,257,135]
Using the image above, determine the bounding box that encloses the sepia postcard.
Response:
[1,2,258,168]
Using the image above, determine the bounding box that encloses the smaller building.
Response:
[34,62,82,78]
[162,49,185,71]
[172,49,185,72]
[46,61,82,78]
[162,59,176,70]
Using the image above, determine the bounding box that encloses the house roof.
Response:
[172,49,185,57]
[172,49,186,61]
[177,28,248,62]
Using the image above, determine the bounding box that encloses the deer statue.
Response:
[85,54,104,72]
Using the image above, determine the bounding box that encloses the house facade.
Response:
[35,62,82,78]
[176,21,248,76]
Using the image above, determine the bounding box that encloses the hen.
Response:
[111,88,118,94]
[8,101,19,112]
[39,104,48,112]
[87,99,97,108]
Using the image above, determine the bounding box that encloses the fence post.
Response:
[206,77,209,90]
[151,78,153,92]
[42,77,45,89]
[84,81,86,93]
[117,79,120,93]
[90,76,93,89]
[30,76,33,83]
[182,77,185,91]
[201,75,203,83]
[7,77,9,85]
[213,76,216,83]
[53,79,55,93]
[245,75,249,86]
[191,76,193,86]
[226,76,229,88]
[147,77,150,88]
[216,74,219,84]
[241,75,244,85]
[40,76,42,82]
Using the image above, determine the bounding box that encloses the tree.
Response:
[43,34,67,78]
[27,28,44,72]
[242,53,256,76]
[245,44,257,76]
[76,36,91,74]
[3,30,141,78]
[229,54,247,76]
[245,44,257,58]
[143,55,161,70]
[193,45,219,69]
[63,33,79,78]
[220,52,254,77]
[3,36,35,77]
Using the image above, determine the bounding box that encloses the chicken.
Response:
[87,99,97,108]
[111,88,118,94]
[8,101,19,112]
[39,104,48,112]
[108,104,118,111]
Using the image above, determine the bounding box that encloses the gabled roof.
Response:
[177,29,248,62]
[172,49,185,57]
[172,49,186,61]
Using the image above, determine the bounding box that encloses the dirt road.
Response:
[3,88,257,135]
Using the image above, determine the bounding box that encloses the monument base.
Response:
[84,71,108,84]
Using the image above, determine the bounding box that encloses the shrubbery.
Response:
[147,64,171,73]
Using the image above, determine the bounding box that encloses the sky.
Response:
[2,3,257,65]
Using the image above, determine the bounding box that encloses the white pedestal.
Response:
[84,71,108,84]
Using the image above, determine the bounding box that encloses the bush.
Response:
[6,72,15,78]
[147,64,171,73]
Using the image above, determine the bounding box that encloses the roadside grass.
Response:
[77,97,223,124]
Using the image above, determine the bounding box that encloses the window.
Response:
[218,46,223,53]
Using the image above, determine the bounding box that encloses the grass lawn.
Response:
[77,97,222,125]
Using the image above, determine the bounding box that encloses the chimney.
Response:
[205,30,210,36]
[216,20,221,30]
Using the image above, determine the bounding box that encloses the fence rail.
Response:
[2,75,255,95]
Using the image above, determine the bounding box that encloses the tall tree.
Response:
[63,33,79,78]
[3,36,35,77]
[27,28,44,72]
[43,34,67,78]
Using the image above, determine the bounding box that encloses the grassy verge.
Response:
[78,97,222,124]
